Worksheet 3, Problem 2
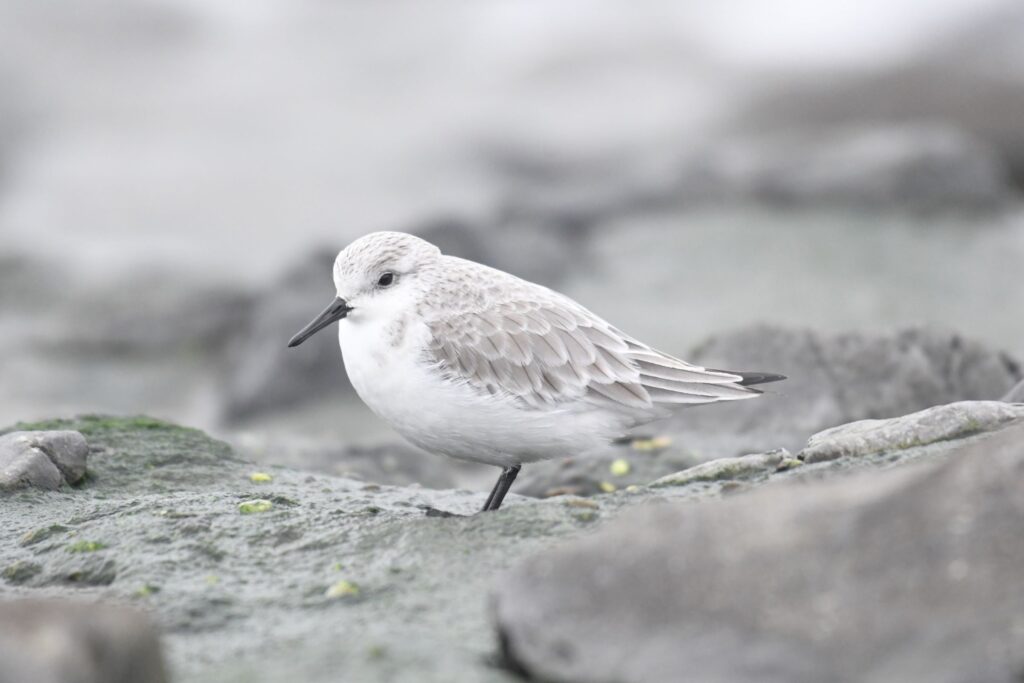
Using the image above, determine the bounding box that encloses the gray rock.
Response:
[28,431,88,483]
[0,600,167,683]
[800,400,1024,463]
[0,433,63,490]
[680,325,1022,453]
[0,431,89,490]
[1003,378,1024,403]
[2,409,1005,683]
[698,124,1011,209]
[218,247,350,422]
[649,449,792,488]
[494,419,1024,683]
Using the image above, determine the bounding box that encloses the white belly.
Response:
[338,317,624,468]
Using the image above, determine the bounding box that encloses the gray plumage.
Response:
[421,254,765,425]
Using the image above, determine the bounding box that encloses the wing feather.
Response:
[425,287,760,415]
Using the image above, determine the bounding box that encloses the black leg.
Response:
[481,472,504,511]
[481,465,521,512]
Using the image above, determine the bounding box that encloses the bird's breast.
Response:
[337,315,429,417]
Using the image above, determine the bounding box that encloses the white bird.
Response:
[288,231,784,512]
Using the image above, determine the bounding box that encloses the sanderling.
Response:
[288,231,784,512]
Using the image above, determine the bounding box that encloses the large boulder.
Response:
[677,325,1022,453]
[0,600,167,683]
[494,412,1024,683]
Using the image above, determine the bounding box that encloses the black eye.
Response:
[377,272,395,287]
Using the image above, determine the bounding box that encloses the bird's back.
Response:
[419,255,774,431]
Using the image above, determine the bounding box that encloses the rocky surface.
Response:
[678,325,1022,454]
[515,437,697,499]
[495,412,1024,683]
[0,430,89,491]
[800,400,1024,463]
[0,599,167,683]
[1,404,1019,682]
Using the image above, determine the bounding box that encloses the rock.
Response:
[0,600,167,683]
[515,439,698,498]
[217,247,348,423]
[493,419,1024,683]
[0,434,62,490]
[680,325,1022,453]
[0,430,88,490]
[2,408,1009,682]
[800,400,1024,463]
[1004,378,1024,403]
[0,430,88,491]
[27,431,88,483]
[649,449,790,488]
[698,124,1011,209]
[55,276,254,356]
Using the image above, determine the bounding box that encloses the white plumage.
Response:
[289,231,782,511]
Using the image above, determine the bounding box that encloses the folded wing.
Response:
[425,295,762,414]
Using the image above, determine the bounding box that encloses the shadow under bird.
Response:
[288,232,784,513]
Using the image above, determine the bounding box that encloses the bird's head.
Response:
[287,231,441,348]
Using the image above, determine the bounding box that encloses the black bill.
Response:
[287,297,352,347]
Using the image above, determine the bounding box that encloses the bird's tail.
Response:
[712,370,787,387]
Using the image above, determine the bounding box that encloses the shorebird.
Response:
[288,232,783,512]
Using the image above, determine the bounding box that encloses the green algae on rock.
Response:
[67,540,107,553]
[238,499,274,514]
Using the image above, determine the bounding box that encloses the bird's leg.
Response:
[482,465,521,512]
[481,473,503,511]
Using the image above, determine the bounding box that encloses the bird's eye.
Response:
[377,272,395,287]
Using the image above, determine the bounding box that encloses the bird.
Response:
[287,231,784,513]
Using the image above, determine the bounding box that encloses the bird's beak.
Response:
[287,297,352,348]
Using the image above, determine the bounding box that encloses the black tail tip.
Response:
[711,370,787,387]
[738,371,787,386]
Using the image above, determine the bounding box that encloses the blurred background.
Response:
[2,0,1023,487]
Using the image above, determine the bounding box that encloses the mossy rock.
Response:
[2,415,238,493]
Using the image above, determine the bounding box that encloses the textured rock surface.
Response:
[680,325,1022,453]
[0,431,88,490]
[800,400,1024,463]
[495,419,1024,683]
[649,449,792,488]
[0,600,167,683]
[2,409,1001,682]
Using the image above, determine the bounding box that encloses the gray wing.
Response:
[425,295,758,414]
